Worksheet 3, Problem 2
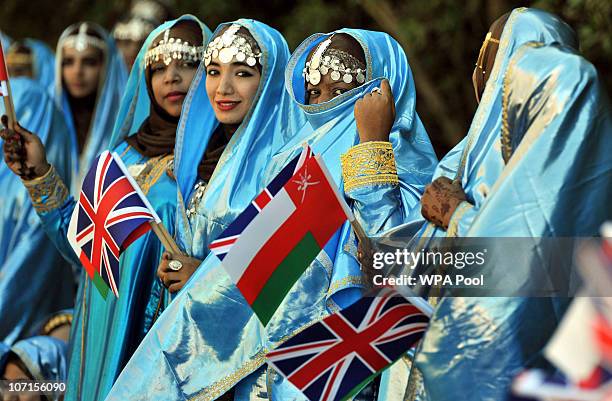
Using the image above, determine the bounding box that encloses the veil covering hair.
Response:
[55,22,127,188]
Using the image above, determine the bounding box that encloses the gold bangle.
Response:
[341,141,398,192]
[42,313,73,335]
[22,165,69,213]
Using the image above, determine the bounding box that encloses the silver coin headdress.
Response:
[144,28,206,67]
[204,24,262,67]
[63,23,106,53]
[303,35,366,86]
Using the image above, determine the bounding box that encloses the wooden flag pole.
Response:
[149,221,183,256]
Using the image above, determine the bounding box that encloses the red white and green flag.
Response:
[209,146,352,325]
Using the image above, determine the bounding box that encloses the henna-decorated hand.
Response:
[421,177,467,230]
[1,115,50,180]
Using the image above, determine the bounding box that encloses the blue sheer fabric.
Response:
[23,39,56,93]
[54,22,127,186]
[10,335,68,383]
[28,16,211,401]
[415,36,612,401]
[0,77,74,345]
[106,25,436,401]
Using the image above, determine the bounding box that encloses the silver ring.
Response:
[371,87,382,94]
[168,260,183,271]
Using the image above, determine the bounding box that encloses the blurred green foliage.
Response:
[1,0,610,155]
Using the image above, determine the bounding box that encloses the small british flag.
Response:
[267,289,429,401]
[67,151,160,298]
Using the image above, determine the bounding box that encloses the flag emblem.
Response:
[209,146,351,325]
[67,151,160,298]
[267,290,429,401]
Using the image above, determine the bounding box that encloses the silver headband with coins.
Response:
[303,35,366,85]
[204,24,261,67]
[63,23,107,53]
[144,28,206,67]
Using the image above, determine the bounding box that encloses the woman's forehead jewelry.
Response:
[63,23,106,53]
[144,28,206,67]
[204,24,262,67]
[113,17,156,42]
[303,35,366,86]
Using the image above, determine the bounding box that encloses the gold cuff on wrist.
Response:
[341,141,399,192]
[23,165,69,213]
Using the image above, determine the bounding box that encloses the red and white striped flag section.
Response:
[209,145,352,326]
[266,289,430,401]
[67,151,161,299]
[0,41,9,97]
[0,40,16,126]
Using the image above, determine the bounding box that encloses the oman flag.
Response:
[209,146,353,325]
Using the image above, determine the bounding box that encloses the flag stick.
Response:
[149,221,182,256]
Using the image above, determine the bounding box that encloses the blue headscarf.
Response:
[0,78,74,345]
[21,39,55,93]
[417,7,579,239]
[0,342,9,373]
[55,22,127,182]
[10,336,68,382]
[0,31,10,49]
[108,15,212,150]
[415,39,611,401]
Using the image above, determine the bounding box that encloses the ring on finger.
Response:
[371,87,382,94]
[169,259,183,271]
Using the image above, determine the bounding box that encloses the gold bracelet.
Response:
[22,165,69,213]
[42,313,73,335]
[341,141,399,192]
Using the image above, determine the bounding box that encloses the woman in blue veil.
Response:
[0,78,74,346]
[414,41,612,401]
[6,38,56,93]
[4,335,68,383]
[54,22,127,186]
[2,15,212,401]
[376,8,584,401]
[416,8,578,239]
[106,25,436,401]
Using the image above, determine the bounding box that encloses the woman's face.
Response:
[306,72,358,105]
[205,59,261,125]
[62,45,103,99]
[150,59,198,118]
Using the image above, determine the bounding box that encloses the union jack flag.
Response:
[266,290,429,401]
[68,151,160,298]
[209,145,313,260]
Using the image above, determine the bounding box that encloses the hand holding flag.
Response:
[67,150,178,298]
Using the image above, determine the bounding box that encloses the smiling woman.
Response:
[205,25,262,129]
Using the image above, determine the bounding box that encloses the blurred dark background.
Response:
[2,0,610,156]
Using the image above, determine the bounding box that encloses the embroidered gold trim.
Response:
[190,349,267,401]
[446,201,473,238]
[133,154,174,195]
[501,65,512,164]
[327,274,366,296]
[42,313,73,335]
[23,165,69,213]
[341,141,398,192]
